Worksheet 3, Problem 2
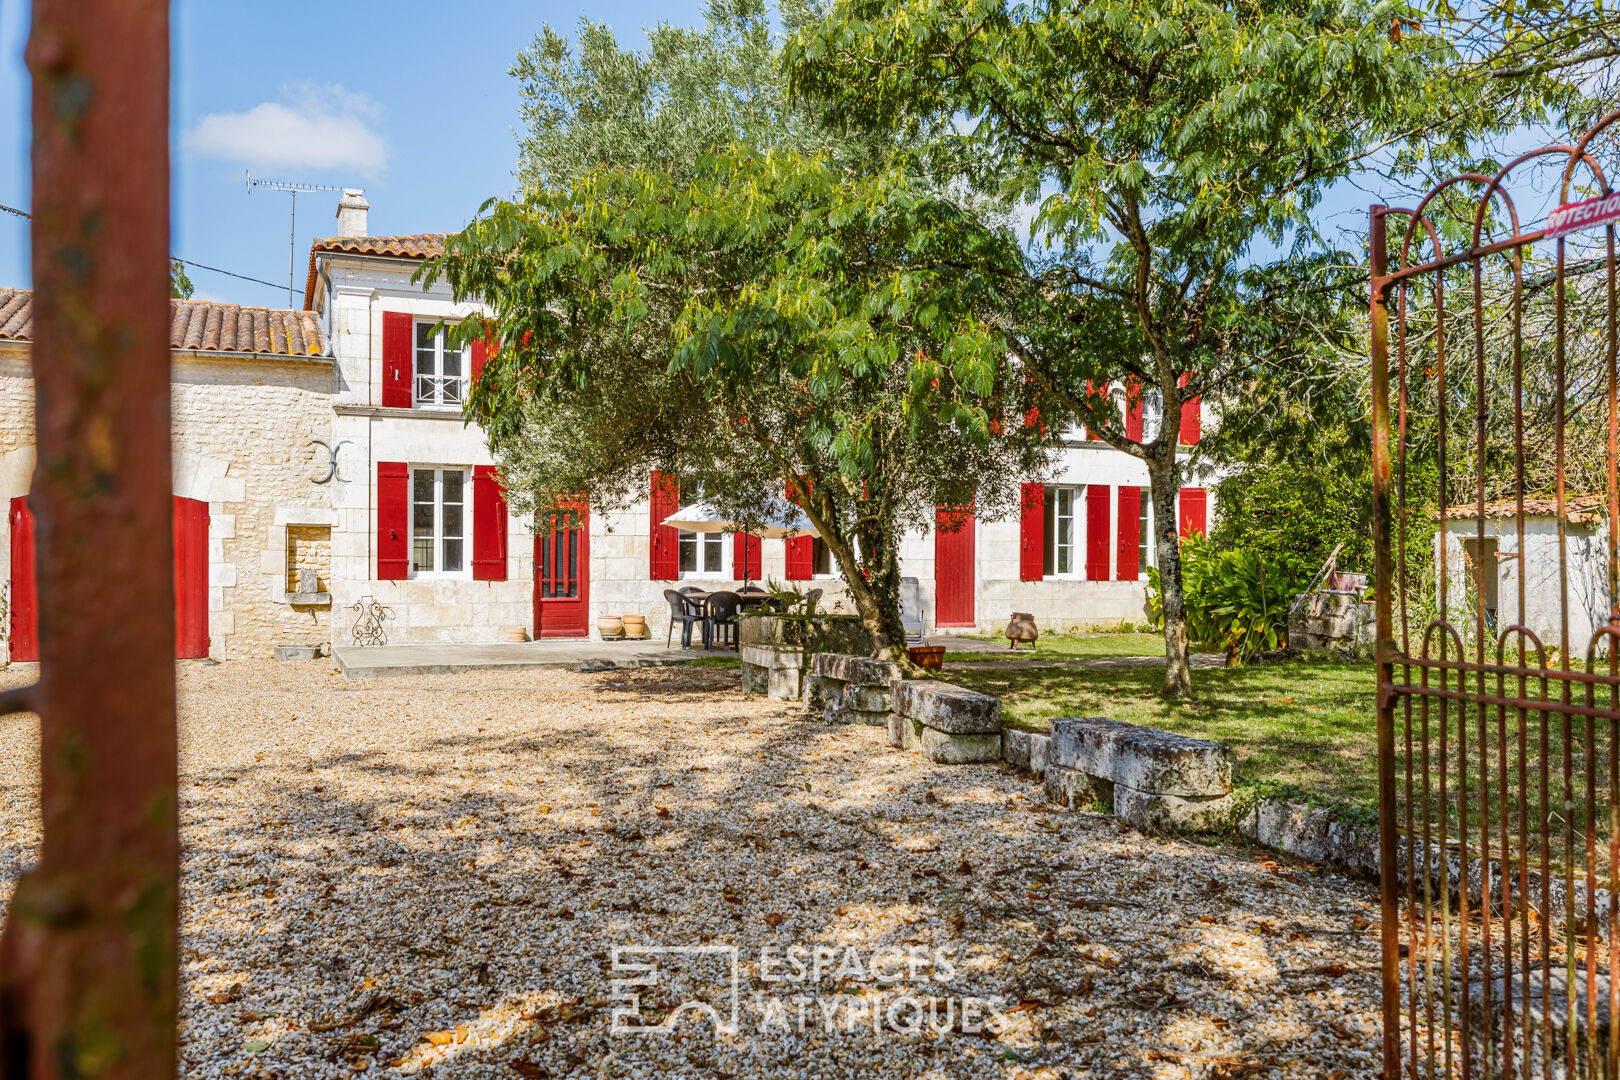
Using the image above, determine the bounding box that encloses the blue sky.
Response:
[0,1,707,306]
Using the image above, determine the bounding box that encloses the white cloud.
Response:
[185,84,387,176]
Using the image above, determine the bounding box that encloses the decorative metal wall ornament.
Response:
[350,595,395,647]
[308,438,351,484]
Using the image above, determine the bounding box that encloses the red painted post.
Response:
[0,2,179,1077]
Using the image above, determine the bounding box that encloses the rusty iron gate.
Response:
[1372,110,1620,1079]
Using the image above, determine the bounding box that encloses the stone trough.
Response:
[1043,716,1233,832]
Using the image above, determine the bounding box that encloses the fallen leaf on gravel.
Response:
[510,1057,549,1078]
[243,1040,268,1053]
[656,806,670,818]
[763,912,785,926]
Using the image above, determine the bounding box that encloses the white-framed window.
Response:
[1142,390,1163,442]
[414,321,467,408]
[411,467,467,577]
[679,530,726,577]
[1137,488,1155,575]
[1044,485,1081,577]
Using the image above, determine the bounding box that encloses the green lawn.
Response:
[944,631,1170,663]
[949,661,1379,807]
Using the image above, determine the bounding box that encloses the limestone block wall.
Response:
[171,354,335,658]
[0,346,336,660]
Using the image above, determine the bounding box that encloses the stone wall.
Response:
[170,353,335,658]
[0,344,337,660]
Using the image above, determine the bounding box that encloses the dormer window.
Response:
[414,322,466,408]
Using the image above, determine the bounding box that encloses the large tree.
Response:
[424,150,1045,659]
[783,0,1480,693]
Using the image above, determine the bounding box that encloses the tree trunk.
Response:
[1148,450,1193,696]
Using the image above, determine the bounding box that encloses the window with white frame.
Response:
[1137,489,1154,575]
[1142,390,1163,442]
[679,530,725,577]
[1043,485,1081,576]
[414,322,467,408]
[411,467,467,576]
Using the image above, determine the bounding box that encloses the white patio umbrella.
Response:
[660,500,819,587]
[660,500,818,540]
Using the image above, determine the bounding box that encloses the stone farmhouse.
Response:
[0,192,1212,661]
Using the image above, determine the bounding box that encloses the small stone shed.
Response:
[1438,496,1614,654]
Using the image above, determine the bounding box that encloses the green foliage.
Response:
[511,0,893,191]
[422,146,1051,657]
[780,0,1486,691]
[1146,536,1307,663]
[169,258,193,300]
[1207,460,1373,582]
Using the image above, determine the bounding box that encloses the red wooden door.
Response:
[534,505,590,638]
[173,496,210,659]
[934,506,976,629]
[8,496,36,662]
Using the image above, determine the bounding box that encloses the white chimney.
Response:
[336,189,369,238]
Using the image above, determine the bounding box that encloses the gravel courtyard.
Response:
[0,661,1384,1079]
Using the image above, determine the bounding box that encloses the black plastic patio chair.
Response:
[705,591,743,651]
[664,589,704,649]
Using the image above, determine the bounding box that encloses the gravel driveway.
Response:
[0,661,1384,1079]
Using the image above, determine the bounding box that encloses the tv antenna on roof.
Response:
[247,172,355,308]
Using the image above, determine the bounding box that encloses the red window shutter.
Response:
[649,470,680,580]
[8,496,37,663]
[377,461,410,579]
[1084,485,1111,580]
[1124,378,1144,441]
[1116,487,1140,581]
[1179,487,1207,538]
[732,532,762,581]
[382,311,413,408]
[471,336,488,386]
[173,496,210,659]
[1083,380,1099,440]
[1018,482,1045,581]
[1178,374,1201,445]
[784,478,813,580]
[472,465,509,581]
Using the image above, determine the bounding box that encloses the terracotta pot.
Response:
[507,626,529,643]
[622,615,648,640]
[908,645,946,671]
[1005,612,1039,649]
[598,615,625,641]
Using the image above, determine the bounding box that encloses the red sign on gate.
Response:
[1546,190,1620,237]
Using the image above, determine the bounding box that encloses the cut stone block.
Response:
[1002,729,1051,776]
[274,644,321,661]
[768,666,805,702]
[843,683,891,713]
[1049,716,1230,797]
[741,644,806,701]
[886,712,906,749]
[920,726,1001,764]
[1044,764,1098,810]
[1027,733,1049,777]
[810,652,900,687]
[892,680,1001,734]
[1003,728,1031,770]
[1113,785,1233,833]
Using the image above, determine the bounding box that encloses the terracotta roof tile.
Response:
[1454,496,1611,525]
[304,234,446,309]
[0,289,325,357]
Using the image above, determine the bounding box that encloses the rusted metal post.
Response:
[0,2,178,1078]
[1369,205,1403,1077]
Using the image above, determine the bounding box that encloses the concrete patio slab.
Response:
[332,639,710,678]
